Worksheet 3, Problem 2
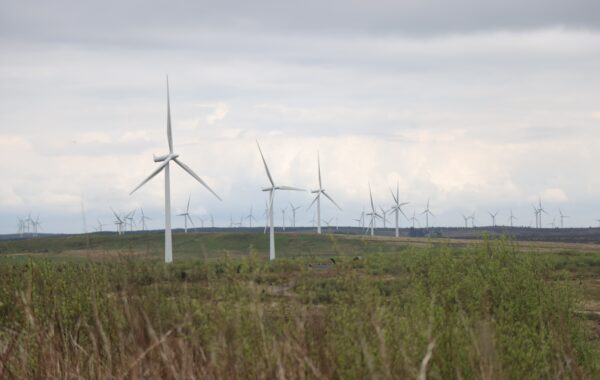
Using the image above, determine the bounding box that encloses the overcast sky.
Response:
[1,0,600,233]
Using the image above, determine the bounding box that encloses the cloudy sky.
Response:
[1,0,600,233]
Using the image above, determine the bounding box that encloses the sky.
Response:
[1,0,600,233]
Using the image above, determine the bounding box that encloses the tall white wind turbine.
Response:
[308,153,341,234]
[130,78,221,263]
[388,182,409,237]
[257,141,304,260]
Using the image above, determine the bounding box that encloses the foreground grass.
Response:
[0,238,599,379]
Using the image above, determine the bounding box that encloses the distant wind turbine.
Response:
[421,200,434,229]
[130,78,221,263]
[111,208,125,235]
[139,208,151,231]
[366,184,383,236]
[388,182,409,237]
[177,195,195,233]
[409,209,419,228]
[257,141,304,260]
[246,207,257,228]
[289,202,301,228]
[509,209,517,227]
[461,213,469,228]
[559,209,569,228]
[488,211,499,227]
[308,153,341,234]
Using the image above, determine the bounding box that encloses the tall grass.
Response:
[0,240,598,379]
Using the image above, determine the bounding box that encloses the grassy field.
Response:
[0,232,600,379]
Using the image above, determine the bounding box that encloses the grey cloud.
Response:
[1,0,600,47]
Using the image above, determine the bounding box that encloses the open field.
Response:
[1,232,600,379]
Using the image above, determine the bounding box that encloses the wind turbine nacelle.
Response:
[153,153,179,162]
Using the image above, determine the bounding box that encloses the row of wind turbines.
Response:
[68,78,588,263]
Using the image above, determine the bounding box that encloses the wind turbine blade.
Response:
[322,191,342,210]
[256,141,275,187]
[173,158,222,201]
[317,152,322,189]
[186,195,191,213]
[307,194,319,210]
[187,214,195,227]
[277,186,305,191]
[130,159,170,195]
[390,187,398,204]
[166,76,174,154]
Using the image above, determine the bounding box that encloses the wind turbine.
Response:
[366,184,382,236]
[17,218,24,237]
[111,208,125,235]
[196,216,205,228]
[308,153,341,234]
[289,202,301,228]
[509,209,517,227]
[139,208,151,231]
[532,205,540,228]
[408,209,419,228]
[257,141,304,260]
[246,207,257,228]
[379,206,391,229]
[322,217,333,232]
[30,215,41,237]
[461,213,469,228]
[95,219,108,232]
[130,78,221,263]
[421,200,434,229]
[125,209,136,232]
[177,195,194,233]
[537,198,548,229]
[488,211,499,227]
[210,214,215,228]
[388,182,409,237]
[559,209,569,228]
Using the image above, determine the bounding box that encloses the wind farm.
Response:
[3,1,600,377]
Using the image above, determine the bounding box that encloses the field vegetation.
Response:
[0,233,599,379]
